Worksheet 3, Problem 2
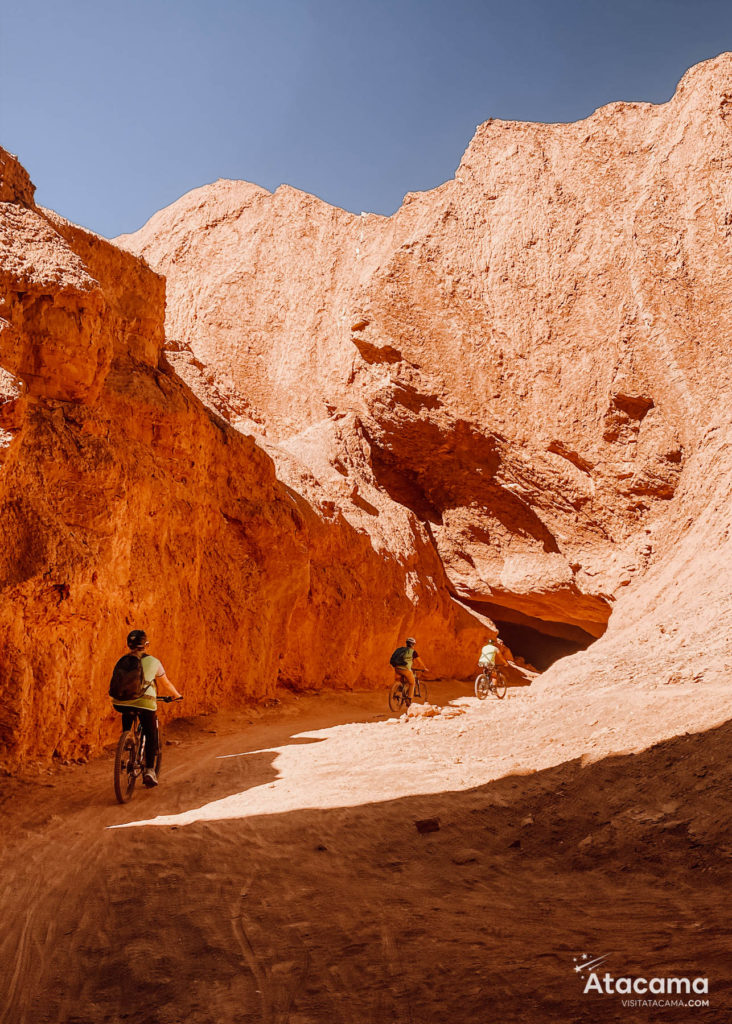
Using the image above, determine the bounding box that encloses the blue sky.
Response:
[1,0,730,237]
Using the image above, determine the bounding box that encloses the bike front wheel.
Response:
[492,670,507,699]
[114,731,138,804]
[389,680,410,714]
[413,680,428,705]
[475,673,490,700]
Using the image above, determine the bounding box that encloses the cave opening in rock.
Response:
[491,618,596,672]
[463,598,607,672]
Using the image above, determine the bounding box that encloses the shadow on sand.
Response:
[4,710,730,1024]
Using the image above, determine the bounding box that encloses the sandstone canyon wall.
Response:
[0,149,484,767]
[119,54,732,686]
[2,53,731,766]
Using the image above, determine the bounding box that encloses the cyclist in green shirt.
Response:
[111,629,181,787]
[391,637,429,702]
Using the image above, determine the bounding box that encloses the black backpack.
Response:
[390,646,410,668]
[109,654,145,701]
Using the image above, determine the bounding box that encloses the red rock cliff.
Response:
[119,54,732,683]
[0,150,485,767]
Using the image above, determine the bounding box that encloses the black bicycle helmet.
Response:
[126,629,148,650]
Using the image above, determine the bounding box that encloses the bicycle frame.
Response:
[130,717,146,772]
[113,697,177,803]
[389,668,429,712]
[393,668,422,690]
[475,664,507,700]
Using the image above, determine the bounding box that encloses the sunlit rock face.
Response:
[3,54,731,766]
[119,54,732,682]
[0,148,485,767]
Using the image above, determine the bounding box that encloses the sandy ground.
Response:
[1,676,731,1024]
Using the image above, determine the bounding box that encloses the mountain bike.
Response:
[475,665,507,700]
[113,696,182,804]
[389,668,429,713]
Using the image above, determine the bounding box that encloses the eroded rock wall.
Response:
[119,54,732,677]
[0,150,485,766]
[3,54,731,763]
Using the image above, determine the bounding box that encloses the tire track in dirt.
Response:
[231,887,314,1024]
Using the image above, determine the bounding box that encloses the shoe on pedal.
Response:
[143,767,158,788]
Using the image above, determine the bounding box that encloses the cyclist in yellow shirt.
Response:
[110,629,181,787]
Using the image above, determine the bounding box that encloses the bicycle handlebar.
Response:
[157,696,183,703]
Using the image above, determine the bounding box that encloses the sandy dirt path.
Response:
[1,678,731,1023]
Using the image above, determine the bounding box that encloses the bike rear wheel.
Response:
[389,680,410,713]
[492,670,507,699]
[114,730,138,803]
[475,673,490,700]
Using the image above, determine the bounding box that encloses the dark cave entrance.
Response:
[463,598,606,672]
[491,618,596,672]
